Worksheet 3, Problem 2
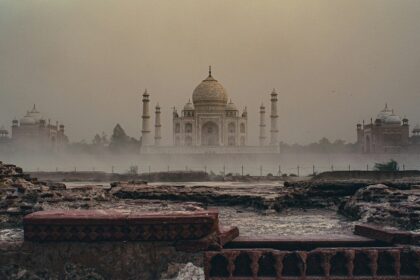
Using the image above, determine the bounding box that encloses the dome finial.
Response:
[208,65,212,77]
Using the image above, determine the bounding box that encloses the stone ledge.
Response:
[23,209,238,251]
[354,224,420,245]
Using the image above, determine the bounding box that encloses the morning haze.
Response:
[1,0,420,145]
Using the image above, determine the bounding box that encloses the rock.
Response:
[339,184,420,230]
[13,184,26,193]
[111,182,279,210]
[173,263,204,280]
[161,263,204,280]
[48,182,66,191]
[19,202,34,210]
[6,207,21,215]
[40,192,54,198]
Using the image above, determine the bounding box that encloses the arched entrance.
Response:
[201,122,219,146]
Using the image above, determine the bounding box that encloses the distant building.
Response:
[410,124,420,149]
[140,67,280,154]
[356,104,410,153]
[11,105,68,151]
[171,69,249,147]
[0,126,10,144]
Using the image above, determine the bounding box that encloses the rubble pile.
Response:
[0,161,112,228]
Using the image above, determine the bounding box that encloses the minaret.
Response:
[154,103,162,146]
[141,89,152,146]
[270,88,279,146]
[259,103,266,146]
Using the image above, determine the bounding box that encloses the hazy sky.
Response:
[1,0,420,145]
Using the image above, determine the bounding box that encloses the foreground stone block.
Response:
[23,209,238,250]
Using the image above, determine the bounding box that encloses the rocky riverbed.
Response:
[1,160,420,233]
[1,161,420,279]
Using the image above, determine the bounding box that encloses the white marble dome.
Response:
[377,105,392,121]
[384,114,402,124]
[376,104,402,124]
[192,73,228,107]
[20,112,37,125]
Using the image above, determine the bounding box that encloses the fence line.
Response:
[26,162,417,177]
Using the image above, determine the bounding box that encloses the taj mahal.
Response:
[140,67,280,154]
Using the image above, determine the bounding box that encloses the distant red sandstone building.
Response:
[357,104,420,153]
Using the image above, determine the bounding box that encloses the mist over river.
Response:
[2,152,420,176]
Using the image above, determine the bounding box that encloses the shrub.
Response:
[374,159,399,171]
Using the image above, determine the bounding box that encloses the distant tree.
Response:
[92,134,102,145]
[280,138,358,154]
[101,132,109,145]
[109,124,139,152]
[374,159,399,171]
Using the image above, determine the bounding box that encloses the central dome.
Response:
[192,69,228,107]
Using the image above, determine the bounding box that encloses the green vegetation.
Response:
[374,159,399,171]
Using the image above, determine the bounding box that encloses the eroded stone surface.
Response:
[110,182,281,209]
[339,184,420,231]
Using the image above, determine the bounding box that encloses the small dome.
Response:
[183,100,194,111]
[377,104,392,121]
[29,104,41,122]
[192,68,228,107]
[376,104,402,125]
[226,100,237,111]
[20,111,37,125]
[384,114,402,125]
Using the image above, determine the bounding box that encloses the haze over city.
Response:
[1,0,420,145]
